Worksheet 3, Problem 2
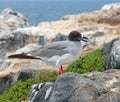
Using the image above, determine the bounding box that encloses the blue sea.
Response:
[0,0,120,25]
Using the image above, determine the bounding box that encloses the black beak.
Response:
[81,37,88,42]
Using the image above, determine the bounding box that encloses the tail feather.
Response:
[8,52,41,60]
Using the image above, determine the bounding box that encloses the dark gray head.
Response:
[68,31,82,41]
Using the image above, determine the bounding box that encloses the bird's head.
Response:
[68,31,82,41]
[68,31,92,47]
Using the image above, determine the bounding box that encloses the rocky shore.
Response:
[30,69,120,102]
[0,2,120,102]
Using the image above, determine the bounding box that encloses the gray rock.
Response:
[101,2,120,11]
[61,15,76,20]
[1,8,18,15]
[0,67,36,94]
[0,8,30,29]
[101,38,120,70]
[30,82,53,102]
[51,31,68,42]
[18,71,35,81]
[0,75,13,94]
[0,8,32,58]
[0,60,11,72]
[0,31,14,58]
[0,28,32,58]
[12,30,31,49]
[30,70,120,102]
[49,73,102,102]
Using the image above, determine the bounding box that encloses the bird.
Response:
[8,31,91,74]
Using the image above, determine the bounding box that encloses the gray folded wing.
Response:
[33,42,69,58]
[8,41,70,59]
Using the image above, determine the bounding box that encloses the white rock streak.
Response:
[44,86,52,100]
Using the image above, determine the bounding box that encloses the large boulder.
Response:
[98,3,120,25]
[0,8,33,58]
[101,2,120,11]
[30,69,120,102]
[101,37,120,70]
[0,8,30,30]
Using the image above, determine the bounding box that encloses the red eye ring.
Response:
[74,32,79,36]
[73,31,82,38]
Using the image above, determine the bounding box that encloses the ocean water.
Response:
[0,0,120,25]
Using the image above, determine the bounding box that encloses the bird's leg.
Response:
[59,65,63,75]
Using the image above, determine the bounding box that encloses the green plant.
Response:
[0,79,35,102]
[36,71,57,82]
[0,71,57,102]
[65,49,106,74]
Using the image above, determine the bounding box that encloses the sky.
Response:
[1,0,119,4]
[1,0,120,1]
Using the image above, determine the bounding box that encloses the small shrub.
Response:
[0,71,57,102]
[65,49,106,74]
[36,71,57,83]
[0,79,35,102]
